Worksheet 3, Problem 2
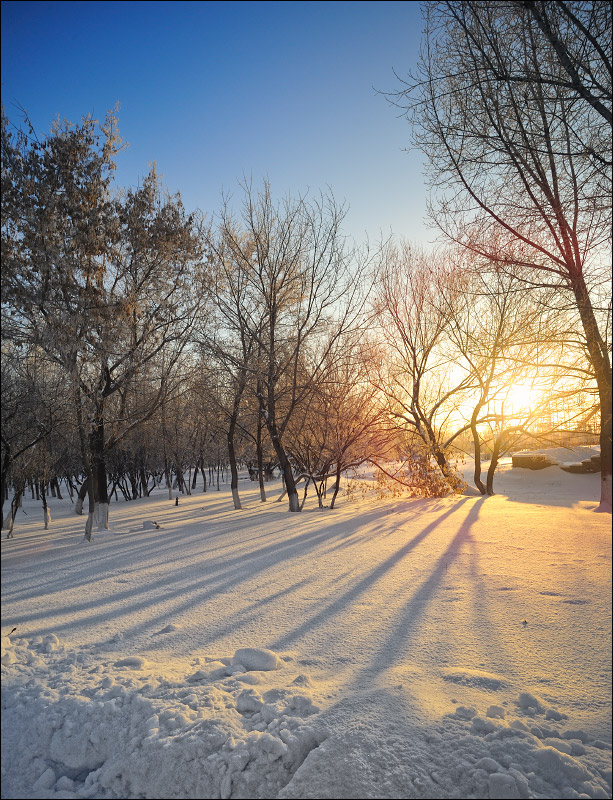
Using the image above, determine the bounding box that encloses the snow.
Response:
[1,454,611,799]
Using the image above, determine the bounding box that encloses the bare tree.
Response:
[371,242,473,493]
[440,254,576,494]
[200,230,260,509]
[392,0,612,509]
[212,181,369,512]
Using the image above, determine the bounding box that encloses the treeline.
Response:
[2,1,611,535]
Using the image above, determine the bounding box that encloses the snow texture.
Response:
[1,452,611,799]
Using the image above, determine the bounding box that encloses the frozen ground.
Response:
[1,452,611,799]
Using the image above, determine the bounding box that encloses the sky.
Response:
[1,0,432,247]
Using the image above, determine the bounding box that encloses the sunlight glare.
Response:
[502,382,543,414]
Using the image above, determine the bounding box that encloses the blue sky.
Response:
[1,0,431,245]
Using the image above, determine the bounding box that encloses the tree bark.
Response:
[228,415,242,510]
[267,422,300,512]
[256,412,266,502]
[471,410,487,495]
[486,435,503,496]
[5,485,24,538]
[40,481,51,529]
[75,478,88,515]
[330,462,343,509]
[90,415,109,530]
[571,276,612,511]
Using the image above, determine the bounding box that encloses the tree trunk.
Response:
[0,451,9,531]
[316,480,326,508]
[299,477,310,510]
[571,275,612,512]
[330,462,343,509]
[420,416,458,489]
[228,414,242,510]
[84,468,96,540]
[5,485,24,538]
[90,415,109,530]
[40,481,51,529]
[486,435,503,496]
[256,414,266,502]
[471,414,487,495]
[164,455,173,500]
[75,478,88,515]
[129,472,139,500]
[275,443,299,512]
[175,460,186,494]
[52,477,63,499]
[140,466,150,497]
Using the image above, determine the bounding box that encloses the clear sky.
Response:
[1,0,432,246]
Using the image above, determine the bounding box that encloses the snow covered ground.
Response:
[1,454,611,799]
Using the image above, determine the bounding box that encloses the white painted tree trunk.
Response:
[231,487,242,510]
[84,512,94,541]
[75,496,84,515]
[95,502,109,530]
[597,474,612,513]
[44,507,51,529]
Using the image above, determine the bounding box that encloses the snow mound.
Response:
[1,635,326,799]
[114,656,149,670]
[232,647,282,671]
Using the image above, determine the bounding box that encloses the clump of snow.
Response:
[517,692,545,714]
[233,647,282,672]
[114,655,149,669]
[545,707,567,722]
[157,623,181,634]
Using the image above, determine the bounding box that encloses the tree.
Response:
[0,345,68,534]
[393,0,612,510]
[212,181,368,512]
[371,242,472,494]
[440,255,577,494]
[2,110,204,538]
[201,229,260,510]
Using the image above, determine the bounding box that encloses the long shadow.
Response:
[5,495,420,604]
[4,498,419,640]
[2,503,327,602]
[144,575,316,652]
[118,502,434,643]
[269,499,469,651]
[349,498,483,689]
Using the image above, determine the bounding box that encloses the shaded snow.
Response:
[1,455,611,799]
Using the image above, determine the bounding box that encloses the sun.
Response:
[502,382,543,414]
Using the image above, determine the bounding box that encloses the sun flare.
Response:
[503,382,543,414]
